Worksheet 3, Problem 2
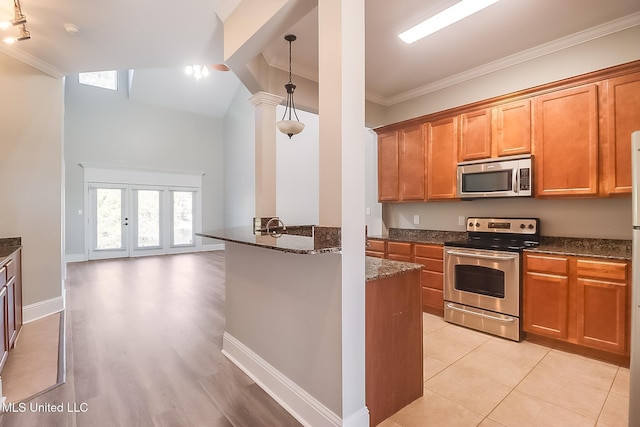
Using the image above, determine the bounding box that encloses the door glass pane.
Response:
[96,188,123,249]
[172,191,194,246]
[137,190,160,248]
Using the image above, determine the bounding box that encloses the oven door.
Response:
[444,247,520,316]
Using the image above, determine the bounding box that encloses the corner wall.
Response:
[0,53,64,319]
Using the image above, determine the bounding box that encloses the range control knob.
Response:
[468,222,473,228]
[528,224,535,230]
[520,224,525,229]
[475,222,481,227]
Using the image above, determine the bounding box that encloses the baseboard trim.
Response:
[222,332,342,427]
[65,245,224,264]
[23,297,65,324]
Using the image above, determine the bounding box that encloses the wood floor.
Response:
[0,251,301,426]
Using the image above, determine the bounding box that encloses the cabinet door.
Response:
[459,109,491,161]
[524,272,570,339]
[533,84,599,197]
[602,71,640,195]
[377,131,400,201]
[427,117,458,200]
[576,278,628,355]
[0,287,7,372]
[495,99,532,157]
[399,124,425,200]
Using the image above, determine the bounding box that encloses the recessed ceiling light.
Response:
[399,0,502,44]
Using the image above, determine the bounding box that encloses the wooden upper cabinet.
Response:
[534,84,599,197]
[495,99,532,157]
[377,130,400,201]
[602,71,640,196]
[427,117,458,200]
[459,109,492,161]
[399,124,425,200]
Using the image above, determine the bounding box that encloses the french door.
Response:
[88,184,196,260]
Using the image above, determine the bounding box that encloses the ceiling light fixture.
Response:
[399,0,501,44]
[276,34,304,139]
[1,0,31,44]
[185,65,210,81]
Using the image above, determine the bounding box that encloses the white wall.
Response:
[223,89,383,234]
[64,71,225,257]
[378,26,640,240]
[0,52,64,313]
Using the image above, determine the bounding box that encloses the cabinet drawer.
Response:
[526,254,569,275]
[414,244,443,259]
[421,270,443,290]
[5,258,16,281]
[366,251,385,259]
[367,239,386,252]
[387,242,412,256]
[415,256,443,273]
[576,259,627,281]
[388,254,413,263]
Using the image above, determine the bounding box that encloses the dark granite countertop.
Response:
[0,237,22,265]
[368,228,466,245]
[197,227,341,255]
[525,237,632,260]
[368,229,632,261]
[365,256,422,281]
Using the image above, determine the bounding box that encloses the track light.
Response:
[1,0,31,44]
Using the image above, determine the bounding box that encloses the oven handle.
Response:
[445,250,517,261]
[446,303,516,323]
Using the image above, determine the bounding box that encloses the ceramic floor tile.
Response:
[423,332,478,364]
[434,323,493,347]
[376,418,402,427]
[534,349,618,391]
[488,390,595,427]
[390,389,485,427]
[477,336,549,367]
[452,346,534,388]
[425,365,511,416]
[610,367,629,397]
[515,368,607,419]
[423,355,448,381]
[597,392,629,427]
[477,418,507,427]
[423,313,447,334]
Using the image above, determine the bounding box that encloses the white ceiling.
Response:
[1,0,640,114]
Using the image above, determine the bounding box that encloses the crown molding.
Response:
[0,44,65,78]
[373,12,640,107]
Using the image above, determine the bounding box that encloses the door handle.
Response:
[445,250,516,261]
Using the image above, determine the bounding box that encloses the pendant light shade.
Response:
[277,34,305,139]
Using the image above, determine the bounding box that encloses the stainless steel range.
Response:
[443,217,540,341]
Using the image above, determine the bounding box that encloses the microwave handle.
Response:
[513,169,518,193]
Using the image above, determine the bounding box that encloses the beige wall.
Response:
[0,53,64,315]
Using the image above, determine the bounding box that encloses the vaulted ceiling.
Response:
[1,0,639,116]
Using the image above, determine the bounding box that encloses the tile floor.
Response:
[379,313,630,427]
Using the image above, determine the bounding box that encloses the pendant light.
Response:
[276,34,305,139]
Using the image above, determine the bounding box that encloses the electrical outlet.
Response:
[458,216,465,226]
[413,215,420,225]
[365,207,371,216]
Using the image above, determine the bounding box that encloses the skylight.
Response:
[399,0,502,44]
[78,71,118,91]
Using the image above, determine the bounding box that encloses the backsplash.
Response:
[383,197,631,240]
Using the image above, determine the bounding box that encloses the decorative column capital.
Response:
[249,91,284,107]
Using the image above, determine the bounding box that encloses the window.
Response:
[78,70,118,90]
[172,191,195,246]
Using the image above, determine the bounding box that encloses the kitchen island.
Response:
[197,228,423,427]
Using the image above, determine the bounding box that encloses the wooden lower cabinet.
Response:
[387,241,413,262]
[524,253,630,360]
[414,244,444,316]
[366,269,422,427]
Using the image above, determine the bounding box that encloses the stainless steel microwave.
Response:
[456,155,533,199]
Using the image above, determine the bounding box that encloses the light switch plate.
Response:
[413,215,420,225]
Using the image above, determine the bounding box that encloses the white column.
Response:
[318,0,367,425]
[249,91,284,218]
